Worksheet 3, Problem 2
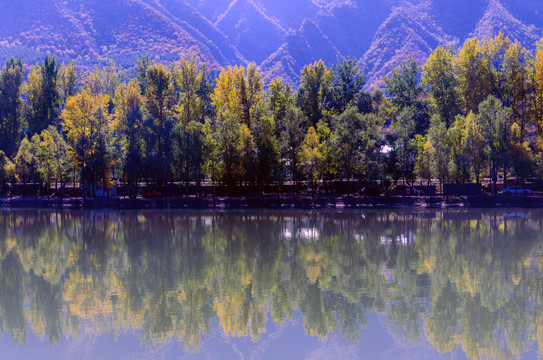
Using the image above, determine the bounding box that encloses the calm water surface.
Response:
[0,209,542,360]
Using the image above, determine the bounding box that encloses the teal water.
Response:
[0,209,541,359]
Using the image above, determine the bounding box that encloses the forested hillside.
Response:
[1,33,543,196]
[1,0,543,86]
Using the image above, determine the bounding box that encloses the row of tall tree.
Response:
[2,33,543,195]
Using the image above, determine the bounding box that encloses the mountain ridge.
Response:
[1,0,542,87]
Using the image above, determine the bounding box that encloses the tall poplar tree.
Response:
[0,58,24,157]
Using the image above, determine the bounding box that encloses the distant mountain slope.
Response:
[215,0,286,63]
[182,0,232,22]
[139,0,245,65]
[74,0,241,66]
[474,0,541,50]
[255,0,321,30]
[360,3,451,87]
[502,0,543,31]
[427,0,487,41]
[0,0,95,58]
[0,0,542,87]
[316,0,392,58]
[261,19,340,85]
[0,0,245,67]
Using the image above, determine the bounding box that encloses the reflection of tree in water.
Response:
[0,209,542,358]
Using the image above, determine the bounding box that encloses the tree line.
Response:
[1,33,543,196]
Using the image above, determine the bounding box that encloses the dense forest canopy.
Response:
[1,33,543,195]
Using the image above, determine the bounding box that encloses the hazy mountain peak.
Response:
[360,2,450,87]
[473,0,541,49]
[261,18,340,86]
[253,0,321,30]
[215,0,287,63]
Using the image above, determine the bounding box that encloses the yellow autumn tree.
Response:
[212,63,264,125]
[424,46,459,127]
[299,126,322,190]
[61,90,110,185]
[532,46,543,135]
[173,55,203,125]
[454,38,493,114]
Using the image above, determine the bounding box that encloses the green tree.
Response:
[316,120,337,182]
[384,57,429,134]
[0,150,15,194]
[113,80,146,197]
[464,112,486,183]
[174,120,208,189]
[476,96,509,193]
[280,106,307,186]
[251,107,280,186]
[196,65,215,122]
[333,107,382,186]
[328,57,365,114]
[24,56,60,135]
[299,126,322,192]
[173,55,203,125]
[427,115,450,190]
[447,115,471,184]
[87,105,114,196]
[423,47,459,127]
[297,61,332,125]
[242,63,265,125]
[136,55,153,96]
[58,61,78,110]
[146,64,174,184]
[14,137,39,191]
[501,41,530,137]
[268,78,292,133]
[216,111,243,188]
[40,56,60,131]
[0,58,24,157]
[33,126,69,191]
[239,123,256,185]
[393,108,417,186]
[508,122,534,185]
[454,38,493,114]
[415,138,435,185]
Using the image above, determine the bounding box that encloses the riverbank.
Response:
[2,194,543,209]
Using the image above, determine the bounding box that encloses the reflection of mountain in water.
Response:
[0,209,542,358]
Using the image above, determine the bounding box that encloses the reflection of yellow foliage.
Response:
[418,250,436,275]
[137,215,146,224]
[460,272,479,297]
[242,270,252,288]
[214,296,248,338]
[512,273,522,286]
[537,314,543,356]
[17,237,81,284]
[300,246,324,285]
[213,295,267,341]
[424,320,455,354]
[62,267,141,338]
[0,236,17,260]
